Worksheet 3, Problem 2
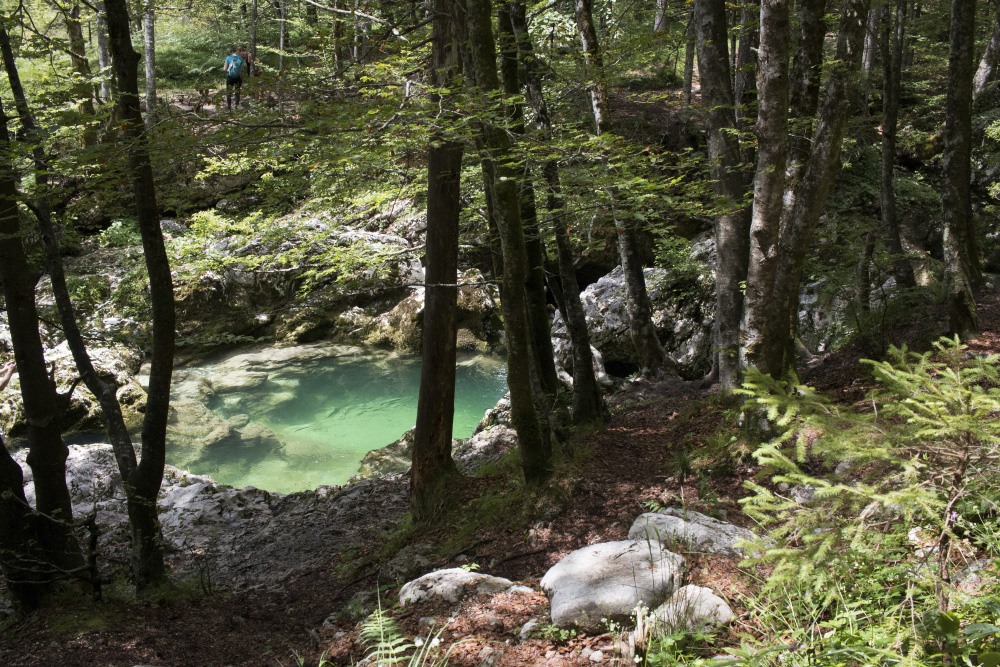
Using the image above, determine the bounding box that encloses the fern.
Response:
[358,598,461,667]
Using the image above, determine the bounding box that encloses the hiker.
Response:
[224,46,244,111]
[239,44,253,78]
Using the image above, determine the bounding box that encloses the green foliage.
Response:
[359,599,457,666]
[99,219,142,248]
[732,337,1000,664]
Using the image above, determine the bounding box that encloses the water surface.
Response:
[164,344,507,493]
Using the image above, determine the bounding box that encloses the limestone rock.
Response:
[540,540,686,631]
[399,568,513,606]
[380,543,434,584]
[550,265,714,379]
[652,585,733,632]
[629,509,756,558]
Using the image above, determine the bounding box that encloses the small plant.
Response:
[358,597,459,666]
[535,622,577,644]
[458,562,480,572]
[99,218,142,247]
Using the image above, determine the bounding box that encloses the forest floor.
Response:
[1,287,998,667]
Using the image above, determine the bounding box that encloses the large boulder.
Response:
[629,509,756,559]
[540,540,686,631]
[651,585,734,633]
[399,568,514,606]
[368,269,501,351]
[551,265,714,379]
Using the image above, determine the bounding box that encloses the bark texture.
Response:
[143,0,156,123]
[104,0,176,589]
[411,0,463,520]
[973,7,1000,104]
[741,0,789,373]
[694,0,751,391]
[940,0,978,338]
[95,3,113,102]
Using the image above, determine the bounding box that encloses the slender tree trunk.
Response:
[279,0,286,113]
[857,9,878,115]
[95,3,113,103]
[509,0,604,427]
[143,0,156,124]
[64,4,97,145]
[734,0,759,164]
[466,0,551,483]
[654,0,669,32]
[788,0,826,171]
[768,0,871,376]
[941,0,978,338]
[250,0,258,82]
[973,9,1000,104]
[742,0,789,374]
[683,13,696,106]
[694,0,751,391]
[410,0,463,520]
[104,0,176,589]
[574,0,612,135]
[880,0,917,290]
[498,7,560,401]
[615,217,669,374]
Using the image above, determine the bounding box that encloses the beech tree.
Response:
[694,0,751,391]
[410,0,464,520]
[940,0,979,338]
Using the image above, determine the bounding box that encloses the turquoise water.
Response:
[166,349,507,493]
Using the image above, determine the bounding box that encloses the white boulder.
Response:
[629,509,756,558]
[540,540,686,631]
[399,568,513,606]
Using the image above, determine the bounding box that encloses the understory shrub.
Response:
[731,337,1000,666]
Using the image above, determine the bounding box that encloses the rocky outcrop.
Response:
[367,269,502,352]
[629,508,757,559]
[540,540,686,631]
[9,444,410,593]
[551,264,715,380]
[399,569,514,606]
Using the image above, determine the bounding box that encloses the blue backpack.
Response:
[227,54,243,78]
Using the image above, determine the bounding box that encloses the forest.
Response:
[1,0,1000,664]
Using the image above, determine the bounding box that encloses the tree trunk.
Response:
[0,106,50,611]
[788,0,826,170]
[973,8,1000,105]
[0,30,84,582]
[95,3,114,103]
[857,9,878,116]
[694,0,751,391]
[654,0,669,32]
[104,0,176,589]
[880,0,917,290]
[940,0,978,338]
[574,0,612,135]
[498,7,560,401]
[143,0,156,124]
[683,13,696,106]
[65,4,97,145]
[508,0,604,427]
[769,0,871,376]
[410,0,463,521]
[734,0,759,164]
[279,0,286,113]
[251,0,258,80]
[615,218,669,374]
[741,0,789,374]
[466,0,550,483]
